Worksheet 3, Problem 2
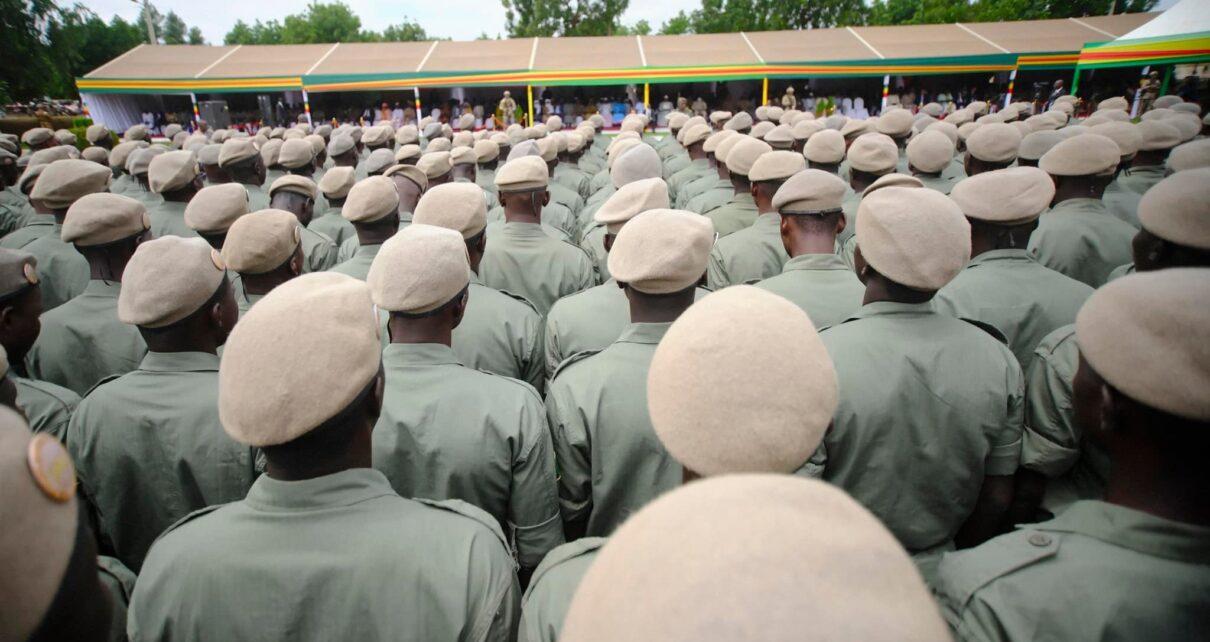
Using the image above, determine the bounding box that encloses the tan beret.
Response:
[680,123,711,147]
[848,133,898,173]
[305,134,326,156]
[1018,130,1064,161]
[383,164,429,193]
[648,286,836,475]
[876,108,914,137]
[1167,139,1210,173]
[762,124,795,150]
[85,124,110,144]
[395,125,419,145]
[494,156,548,192]
[1137,168,1210,250]
[15,164,45,195]
[713,134,744,166]
[416,151,453,180]
[148,150,199,194]
[1098,96,1130,112]
[473,140,500,163]
[109,141,144,169]
[544,115,562,131]
[1164,113,1201,142]
[754,105,770,122]
[0,248,39,298]
[260,139,284,168]
[1153,95,1182,109]
[611,144,662,188]
[327,134,355,157]
[1136,120,1181,152]
[0,407,82,642]
[708,111,732,125]
[185,183,249,233]
[127,146,167,176]
[452,132,473,149]
[773,169,848,214]
[367,224,470,314]
[594,177,670,235]
[566,132,586,153]
[861,173,923,198]
[724,111,753,131]
[765,106,784,122]
[80,146,109,165]
[422,122,441,139]
[945,109,974,126]
[269,174,317,201]
[318,166,355,199]
[395,144,422,162]
[561,475,948,642]
[220,272,381,446]
[1171,101,1201,115]
[196,144,221,166]
[965,123,1022,163]
[608,208,712,294]
[951,166,1054,225]
[535,137,558,162]
[606,135,640,160]
[30,159,112,210]
[119,235,226,328]
[342,176,399,223]
[725,138,773,177]
[221,209,301,275]
[749,121,776,140]
[956,122,982,143]
[792,119,824,141]
[1077,268,1210,421]
[426,138,452,153]
[748,150,805,183]
[702,130,736,154]
[278,139,314,170]
[1039,133,1120,176]
[667,113,690,130]
[412,182,488,239]
[1141,107,1174,121]
[361,126,391,147]
[361,148,392,176]
[803,129,845,164]
[857,186,970,291]
[1088,122,1142,159]
[30,147,77,167]
[839,118,870,139]
[906,130,954,174]
[61,192,149,247]
[219,138,259,168]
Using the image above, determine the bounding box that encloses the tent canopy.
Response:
[1076,0,1210,69]
[77,13,1157,95]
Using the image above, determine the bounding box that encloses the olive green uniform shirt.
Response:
[455,274,544,393]
[934,249,1094,371]
[0,213,56,249]
[308,206,356,247]
[480,222,596,316]
[67,351,256,572]
[13,374,79,441]
[374,343,563,569]
[676,170,721,208]
[488,202,577,241]
[820,302,1024,583]
[917,172,957,194]
[705,192,759,238]
[754,253,864,329]
[0,186,34,236]
[128,469,521,642]
[1116,164,1165,196]
[937,501,1210,642]
[26,280,147,396]
[578,224,610,282]
[328,242,381,281]
[706,211,787,288]
[147,200,198,239]
[22,224,88,310]
[548,180,585,220]
[99,555,136,642]
[111,173,139,197]
[519,538,605,642]
[1103,178,1142,228]
[546,323,681,537]
[666,158,712,203]
[552,164,590,201]
[1028,198,1135,288]
[300,225,339,272]
[683,180,733,214]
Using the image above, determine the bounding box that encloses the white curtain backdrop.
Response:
[81,93,148,132]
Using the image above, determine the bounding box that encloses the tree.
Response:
[161,11,187,44]
[659,11,693,34]
[503,0,631,37]
[187,26,204,45]
[281,1,362,43]
[381,19,429,42]
[224,20,254,44]
[137,2,163,44]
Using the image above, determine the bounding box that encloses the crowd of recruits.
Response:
[0,89,1207,642]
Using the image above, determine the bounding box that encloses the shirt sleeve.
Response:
[545,380,593,524]
[543,316,563,384]
[1020,333,1082,477]
[510,393,566,569]
[706,246,730,290]
[522,314,545,397]
[984,355,1024,477]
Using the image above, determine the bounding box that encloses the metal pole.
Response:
[302,89,312,125]
[762,78,769,106]
[881,75,890,112]
[1005,68,1017,109]
[138,0,157,44]
[190,92,199,125]
[413,87,421,125]
[527,85,534,126]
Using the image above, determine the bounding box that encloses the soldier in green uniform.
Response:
[1,163,54,249]
[660,118,701,180]
[68,235,251,573]
[336,163,426,262]
[664,123,713,204]
[658,112,689,160]
[218,138,270,211]
[184,183,250,251]
[582,136,638,217]
[366,223,563,582]
[678,131,736,211]
[260,139,286,188]
[819,185,1023,586]
[1091,121,1145,228]
[553,133,592,201]
[0,249,79,440]
[0,149,35,237]
[707,150,803,288]
[1028,134,1136,288]
[937,268,1210,641]
[106,141,144,198]
[412,183,544,391]
[533,138,584,220]
[547,208,711,540]
[128,272,521,641]
[268,175,339,273]
[146,150,202,239]
[125,147,167,211]
[906,130,958,194]
[24,160,112,310]
[804,128,846,174]
[480,156,595,315]
[502,140,580,238]
[326,134,361,181]
[328,176,400,281]
[475,139,502,196]
[221,209,304,318]
[839,133,900,246]
[935,167,1093,371]
[312,166,357,247]
[579,144,665,281]
[705,137,769,238]
[1118,120,1181,196]
[755,169,864,328]
[195,143,229,186]
[279,138,329,215]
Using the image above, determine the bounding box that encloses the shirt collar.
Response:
[968,248,1035,266]
[846,300,934,322]
[382,342,463,367]
[755,211,781,224]
[1038,501,1210,564]
[729,192,756,206]
[783,253,851,272]
[616,322,672,345]
[354,243,382,260]
[83,279,122,297]
[25,213,55,226]
[243,468,398,512]
[501,221,548,238]
[1050,198,1105,212]
[139,351,220,373]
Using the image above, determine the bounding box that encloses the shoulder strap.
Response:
[413,497,512,556]
[960,317,1010,345]
[551,349,602,380]
[938,529,1060,608]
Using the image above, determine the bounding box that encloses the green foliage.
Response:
[381,20,431,42]
[162,11,187,44]
[223,3,433,44]
[866,0,1159,25]
[658,0,865,33]
[187,26,205,45]
[137,2,163,44]
[503,0,638,37]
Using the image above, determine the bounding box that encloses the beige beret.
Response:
[594,177,670,235]
[452,132,473,149]
[606,135,640,160]
[861,173,923,198]
[1077,268,1210,421]
[951,166,1054,225]
[857,186,970,291]
[588,114,605,128]
[185,183,249,233]
[361,148,391,176]
[383,163,428,192]
[611,144,662,189]
[15,164,45,195]
[1153,95,1182,109]
[416,151,453,180]
[422,122,442,139]
[1018,130,1064,161]
[109,141,144,169]
[1087,122,1142,159]
[318,166,356,199]
[412,182,488,239]
[361,126,391,147]
[667,113,690,130]
[1098,96,1130,112]
[80,146,109,166]
[749,121,775,140]
[395,144,422,162]
[965,123,1022,163]
[773,169,848,214]
[342,176,399,223]
[648,286,836,475]
[127,146,167,176]
[0,407,82,642]
[839,118,871,139]
[327,134,355,157]
[709,110,732,125]
[566,132,586,153]
[85,124,110,144]
[876,108,914,137]
[507,139,541,161]
[766,106,784,122]
[30,147,78,167]
[61,192,149,247]
[748,150,805,183]
[260,140,283,168]
[148,150,199,194]
[395,125,419,145]
[714,134,744,166]
[278,139,314,170]
[803,129,845,164]
[724,111,753,131]
[725,138,773,177]
[945,109,974,126]
[536,137,558,162]
[754,105,770,122]
[119,235,226,328]
[544,115,562,131]
[426,138,452,153]
[1137,120,1181,151]
[763,124,795,150]
[1168,139,1210,172]
[367,224,469,314]
[473,140,500,163]
[30,159,113,210]
[305,134,325,155]
[121,124,149,141]
[221,209,301,274]
[924,121,959,145]
[1171,101,1201,115]
[1164,113,1201,142]
[269,174,317,201]
[956,122,982,143]
[196,144,221,166]
[848,133,898,173]
[449,146,475,167]
[702,130,736,154]
[681,123,711,147]
[906,130,954,174]
[220,272,381,446]
[494,156,548,192]
[561,475,948,642]
[792,119,824,141]
[0,248,39,298]
[608,208,712,294]
[1137,168,1210,250]
[219,138,258,168]
[1039,133,1120,176]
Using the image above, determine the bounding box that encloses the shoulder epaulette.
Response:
[551,349,602,380]
[496,288,540,314]
[414,497,512,557]
[527,537,607,595]
[938,528,1059,608]
[960,317,1010,345]
[81,374,124,399]
[157,503,227,539]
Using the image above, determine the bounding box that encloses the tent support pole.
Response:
[1005,68,1017,108]
[527,85,534,126]
[644,83,649,115]
[413,87,421,124]
[302,89,312,125]
[881,75,890,111]
[1160,65,1173,95]
[762,78,768,106]
[190,93,199,126]
[1070,68,1081,95]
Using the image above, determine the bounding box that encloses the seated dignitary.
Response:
[819,185,1023,587]
[935,167,1093,371]
[268,175,339,272]
[367,223,562,582]
[0,250,78,441]
[183,182,249,251]
[68,236,253,573]
[411,183,544,391]
[217,138,270,210]
[147,150,203,238]
[328,176,400,281]
[755,169,864,328]
[312,166,357,247]
[480,156,595,315]
[25,159,112,310]
[523,285,843,642]
[547,209,712,540]
[222,209,304,317]
[937,269,1210,642]
[1027,134,1136,288]
[703,137,770,238]
[26,193,149,396]
[127,272,521,641]
[707,150,805,288]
